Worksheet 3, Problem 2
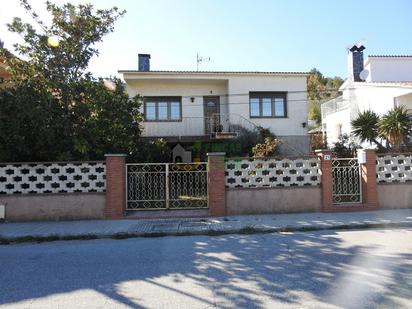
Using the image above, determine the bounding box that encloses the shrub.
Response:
[252,137,282,158]
[331,134,359,158]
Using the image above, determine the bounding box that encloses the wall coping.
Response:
[0,192,106,197]
[315,149,332,153]
[207,152,226,157]
[226,185,321,191]
[104,154,128,157]
[0,160,104,165]
[377,182,412,186]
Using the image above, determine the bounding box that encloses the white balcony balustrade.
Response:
[141,114,259,138]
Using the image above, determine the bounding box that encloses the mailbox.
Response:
[357,150,367,164]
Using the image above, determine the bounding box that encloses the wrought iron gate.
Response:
[126,163,208,210]
[332,158,362,204]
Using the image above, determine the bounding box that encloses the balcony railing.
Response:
[321,96,349,118]
[141,113,259,138]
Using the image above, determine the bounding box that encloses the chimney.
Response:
[138,54,151,71]
[348,45,365,82]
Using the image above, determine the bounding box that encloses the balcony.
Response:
[141,113,259,140]
[321,96,349,119]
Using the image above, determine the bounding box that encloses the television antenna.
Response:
[197,53,210,71]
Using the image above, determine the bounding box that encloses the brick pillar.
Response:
[359,149,378,209]
[104,154,127,219]
[207,152,226,217]
[316,149,334,212]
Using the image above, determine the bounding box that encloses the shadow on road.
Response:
[0,229,411,308]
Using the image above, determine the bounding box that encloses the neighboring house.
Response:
[119,54,310,162]
[322,45,412,147]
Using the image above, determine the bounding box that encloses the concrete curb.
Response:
[1,221,411,245]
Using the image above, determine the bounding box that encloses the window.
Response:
[249,92,287,118]
[144,97,182,121]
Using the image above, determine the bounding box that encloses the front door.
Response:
[203,96,220,135]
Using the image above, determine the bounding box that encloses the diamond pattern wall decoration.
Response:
[0,162,106,194]
[225,157,321,188]
[377,154,412,183]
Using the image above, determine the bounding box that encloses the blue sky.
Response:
[1,0,412,78]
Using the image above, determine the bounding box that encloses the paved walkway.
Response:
[1,209,412,243]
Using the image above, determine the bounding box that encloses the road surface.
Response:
[0,228,411,308]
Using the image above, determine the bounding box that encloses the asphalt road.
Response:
[0,228,411,309]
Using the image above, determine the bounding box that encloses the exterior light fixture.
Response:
[301,122,307,128]
[190,97,195,103]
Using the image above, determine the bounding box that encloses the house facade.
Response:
[120,54,310,161]
[322,45,412,146]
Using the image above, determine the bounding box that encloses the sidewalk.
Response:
[1,209,412,243]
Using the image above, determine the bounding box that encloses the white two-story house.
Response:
[119,54,309,161]
[322,45,412,147]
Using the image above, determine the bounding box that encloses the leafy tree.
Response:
[351,110,385,150]
[307,68,326,102]
[131,138,171,163]
[0,1,166,162]
[331,134,359,158]
[378,106,412,151]
[307,68,343,125]
[5,0,125,86]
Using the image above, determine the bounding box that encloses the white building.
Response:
[322,45,412,147]
[119,54,310,161]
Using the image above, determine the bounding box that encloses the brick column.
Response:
[104,154,127,219]
[316,149,334,212]
[359,149,378,209]
[207,152,226,217]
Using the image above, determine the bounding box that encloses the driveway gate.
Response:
[332,158,362,204]
[126,163,208,210]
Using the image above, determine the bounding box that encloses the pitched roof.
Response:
[119,70,309,76]
[368,55,412,58]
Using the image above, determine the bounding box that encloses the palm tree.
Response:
[378,105,412,151]
[351,110,385,150]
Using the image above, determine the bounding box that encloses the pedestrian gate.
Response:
[332,158,362,204]
[126,163,208,210]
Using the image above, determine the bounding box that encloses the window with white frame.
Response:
[144,97,182,121]
[249,92,287,118]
